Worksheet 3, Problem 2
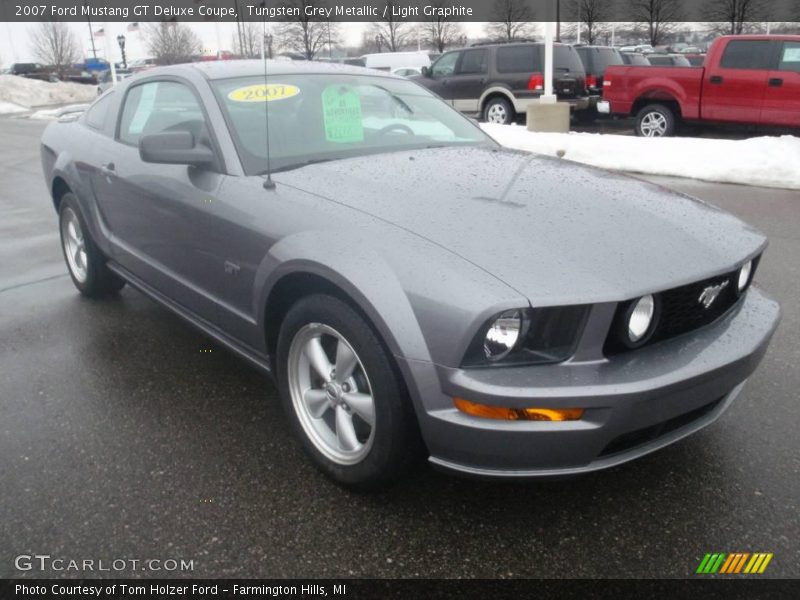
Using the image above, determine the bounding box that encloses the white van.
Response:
[362,52,431,72]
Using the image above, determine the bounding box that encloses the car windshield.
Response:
[212,74,494,175]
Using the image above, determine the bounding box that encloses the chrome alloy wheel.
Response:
[287,324,376,465]
[61,207,88,283]
[486,103,509,124]
[640,111,668,137]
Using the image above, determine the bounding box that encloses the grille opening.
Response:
[599,398,723,458]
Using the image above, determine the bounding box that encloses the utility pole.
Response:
[85,1,97,59]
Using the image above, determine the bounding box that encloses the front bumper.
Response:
[399,287,780,478]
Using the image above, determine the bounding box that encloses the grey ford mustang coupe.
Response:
[41,61,780,488]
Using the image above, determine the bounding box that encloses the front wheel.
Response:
[276,294,421,489]
[635,104,677,137]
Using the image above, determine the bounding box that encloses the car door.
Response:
[761,40,800,127]
[422,51,461,105]
[702,39,773,123]
[98,78,225,323]
[449,48,489,114]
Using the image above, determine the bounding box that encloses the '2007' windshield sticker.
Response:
[322,85,364,144]
[227,84,300,103]
[128,82,159,135]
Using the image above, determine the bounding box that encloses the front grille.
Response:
[599,398,723,457]
[605,257,759,355]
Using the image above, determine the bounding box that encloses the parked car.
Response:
[10,62,57,82]
[362,51,430,72]
[683,53,707,67]
[40,60,779,487]
[415,42,589,124]
[574,45,624,95]
[645,54,693,67]
[128,58,158,73]
[96,69,133,95]
[620,52,652,66]
[600,35,800,136]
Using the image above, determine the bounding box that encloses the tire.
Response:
[58,193,125,297]
[635,103,677,137]
[483,97,514,125]
[276,294,421,489]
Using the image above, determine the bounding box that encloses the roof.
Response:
[176,59,401,81]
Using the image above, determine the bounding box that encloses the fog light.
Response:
[738,260,752,292]
[454,397,584,421]
[628,295,655,343]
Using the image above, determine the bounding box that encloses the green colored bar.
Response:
[697,554,713,574]
[710,553,727,574]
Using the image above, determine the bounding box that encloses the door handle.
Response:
[769,77,783,87]
[101,162,115,172]
[709,75,723,84]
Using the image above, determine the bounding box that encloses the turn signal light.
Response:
[454,397,584,422]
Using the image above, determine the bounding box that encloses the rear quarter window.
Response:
[84,93,113,131]
[496,45,539,73]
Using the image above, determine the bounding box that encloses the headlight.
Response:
[628,295,656,344]
[738,260,753,293]
[462,305,590,367]
[484,310,524,361]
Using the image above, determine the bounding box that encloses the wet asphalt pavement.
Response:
[1,117,798,579]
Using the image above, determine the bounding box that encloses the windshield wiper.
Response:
[259,158,336,175]
[374,85,414,115]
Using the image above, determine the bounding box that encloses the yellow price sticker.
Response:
[228,84,300,103]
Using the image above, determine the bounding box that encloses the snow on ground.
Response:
[482,123,800,191]
[0,100,27,114]
[0,75,96,110]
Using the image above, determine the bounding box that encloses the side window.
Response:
[432,52,459,77]
[118,81,207,147]
[496,46,538,73]
[778,42,800,72]
[719,40,774,70]
[457,49,488,75]
[84,93,113,131]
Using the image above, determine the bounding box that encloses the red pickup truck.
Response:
[599,35,800,137]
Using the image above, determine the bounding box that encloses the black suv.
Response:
[414,42,589,124]
[574,46,624,96]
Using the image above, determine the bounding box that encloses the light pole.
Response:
[116,34,127,69]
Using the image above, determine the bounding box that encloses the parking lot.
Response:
[1,116,798,578]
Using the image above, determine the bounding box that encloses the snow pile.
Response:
[0,75,96,110]
[482,123,800,190]
[0,100,27,114]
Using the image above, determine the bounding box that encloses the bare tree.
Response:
[631,0,684,46]
[278,0,338,60]
[233,22,262,58]
[704,0,768,35]
[485,0,537,42]
[574,0,610,45]
[30,22,80,78]
[144,23,202,65]
[424,1,465,52]
[371,2,415,52]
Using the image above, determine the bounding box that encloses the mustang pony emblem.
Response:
[699,281,730,309]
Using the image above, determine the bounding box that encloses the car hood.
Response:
[274,146,766,305]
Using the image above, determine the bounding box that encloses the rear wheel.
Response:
[484,97,514,125]
[59,193,125,297]
[276,294,421,489]
[635,103,677,137]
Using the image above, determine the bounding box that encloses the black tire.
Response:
[635,103,677,137]
[276,294,422,489]
[58,193,125,297]
[483,96,515,125]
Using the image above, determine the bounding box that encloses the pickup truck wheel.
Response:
[276,294,421,490]
[59,193,125,297]
[636,104,676,137]
[484,97,514,125]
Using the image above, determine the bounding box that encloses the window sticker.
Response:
[128,83,158,135]
[227,84,300,102]
[322,85,364,144]
[782,48,800,62]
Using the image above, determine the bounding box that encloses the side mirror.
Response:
[421,66,431,77]
[139,131,214,167]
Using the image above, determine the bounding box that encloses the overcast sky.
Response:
[0,21,491,65]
